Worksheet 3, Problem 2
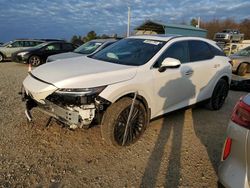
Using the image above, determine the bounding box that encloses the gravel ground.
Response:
[0,62,248,188]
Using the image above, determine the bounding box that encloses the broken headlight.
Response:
[46,86,106,106]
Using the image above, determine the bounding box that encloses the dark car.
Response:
[12,41,75,66]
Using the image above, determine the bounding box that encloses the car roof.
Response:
[128,35,215,44]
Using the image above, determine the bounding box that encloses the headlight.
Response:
[18,52,28,56]
[47,86,107,105]
[55,86,106,96]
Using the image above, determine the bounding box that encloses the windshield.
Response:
[235,46,250,56]
[1,41,11,47]
[90,38,166,66]
[74,41,103,54]
[222,30,232,33]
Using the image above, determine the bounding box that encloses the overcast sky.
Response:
[0,0,249,42]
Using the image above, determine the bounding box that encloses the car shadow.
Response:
[140,67,195,187]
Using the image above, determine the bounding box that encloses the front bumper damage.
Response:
[21,75,110,129]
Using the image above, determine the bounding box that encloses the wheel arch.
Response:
[113,92,151,120]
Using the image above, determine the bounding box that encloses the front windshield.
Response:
[90,38,166,66]
[222,30,232,33]
[235,46,250,56]
[74,41,103,54]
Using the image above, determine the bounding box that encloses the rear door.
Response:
[186,40,217,101]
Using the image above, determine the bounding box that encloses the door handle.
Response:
[185,70,193,76]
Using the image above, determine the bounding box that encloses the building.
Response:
[135,20,207,38]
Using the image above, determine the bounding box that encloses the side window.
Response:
[155,41,189,67]
[188,41,214,62]
[11,41,22,47]
[44,43,61,51]
[62,43,74,51]
[24,41,31,47]
[209,44,226,56]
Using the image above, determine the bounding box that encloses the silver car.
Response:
[46,39,117,62]
[219,93,250,188]
[230,46,250,76]
[0,39,44,62]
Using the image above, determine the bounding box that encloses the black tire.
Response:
[0,53,4,62]
[206,79,229,110]
[28,55,42,66]
[237,63,248,76]
[101,97,148,147]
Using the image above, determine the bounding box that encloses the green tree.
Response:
[83,31,97,42]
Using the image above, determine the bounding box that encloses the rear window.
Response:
[188,40,214,62]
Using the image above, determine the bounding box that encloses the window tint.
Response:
[188,41,214,62]
[155,41,189,67]
[12,41,24,47]
[209,44,226,56]
[62,43,74,51]
[44,43,61,51]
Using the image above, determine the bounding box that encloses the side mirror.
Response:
[7,44,12,48]
[158,57,181,72]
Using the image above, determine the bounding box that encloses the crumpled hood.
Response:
[31,56,138,88]
[47,52,84,62]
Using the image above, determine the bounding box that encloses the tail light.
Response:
[231,97,250,128]
[222,137,232,160]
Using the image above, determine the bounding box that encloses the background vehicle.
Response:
[214,29,244,43]
[229,46,250,76]
[12,41,75,66]
[219,94,250,188]
[46,39,117,62]
[22,35,231,147]
[0,39,45,62]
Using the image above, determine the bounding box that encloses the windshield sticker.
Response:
[95,43,102,45]
[143,40,161,45]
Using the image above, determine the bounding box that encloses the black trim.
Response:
[29,72,55,86]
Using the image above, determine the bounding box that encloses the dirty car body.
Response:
[21,35,232,146]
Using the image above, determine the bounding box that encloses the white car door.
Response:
[152,40,196,117]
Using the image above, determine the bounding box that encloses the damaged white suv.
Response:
[21,35,232,147]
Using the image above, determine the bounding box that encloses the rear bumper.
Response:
[218,121,249,188]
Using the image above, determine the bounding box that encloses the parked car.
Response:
[46,39,117,62]
[214,29,244,43]
[21,35,231,147]
[229,46,250,76]
[12,41,75,66]
[0,39,45,62]
[218,94,250,188]
[231,79,250,92]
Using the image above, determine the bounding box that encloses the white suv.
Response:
[22,35,232,147]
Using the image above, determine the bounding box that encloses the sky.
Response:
[0,0,250,42]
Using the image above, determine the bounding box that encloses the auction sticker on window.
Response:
[143,40,161,45]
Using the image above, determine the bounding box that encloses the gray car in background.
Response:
[219,94,250,188]
[0,39,44,62]
[230,46,250,76]
[46,39,117,62]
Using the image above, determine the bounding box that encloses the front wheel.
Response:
[29,55,42,66]
[206,79,229,110]
[101,97,148,147]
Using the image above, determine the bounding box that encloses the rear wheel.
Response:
[237,63,248,76]
[101,97,148,147]
[29,55,42,66]
[206,79,229,110]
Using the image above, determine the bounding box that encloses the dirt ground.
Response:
[0,62,248,188]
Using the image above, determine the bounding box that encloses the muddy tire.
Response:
[101,97,148,147]
[237,63,248,76]
[206,79,229,110]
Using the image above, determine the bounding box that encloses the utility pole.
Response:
[127,6,131,37]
